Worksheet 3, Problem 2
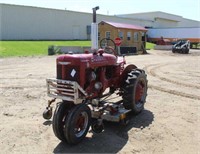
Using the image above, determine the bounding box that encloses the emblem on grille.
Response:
[58,62,71,65]
[71,69,76,77]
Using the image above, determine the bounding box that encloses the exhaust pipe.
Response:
[91,6,99,50]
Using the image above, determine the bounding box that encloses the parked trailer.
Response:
[147,27,200,48]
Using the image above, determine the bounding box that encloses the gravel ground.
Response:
[0,49,199,154]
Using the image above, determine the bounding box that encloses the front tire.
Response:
[64,104,91,144]
[122,69,148,114]
[172,47,176,53]
[52,102,71,142]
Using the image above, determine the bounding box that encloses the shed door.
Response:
[73,26,80,40]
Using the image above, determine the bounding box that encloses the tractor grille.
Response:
[46,78,87,104]
[57,64,80,83]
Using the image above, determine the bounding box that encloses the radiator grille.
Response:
[57,64,80,83]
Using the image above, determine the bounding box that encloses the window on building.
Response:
[127,32,131,40]
[134,32,139,42]
[105,31,111,39]
[119,31,124,40]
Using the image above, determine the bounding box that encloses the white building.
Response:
[117,11,200,28]
[0,4,199,40]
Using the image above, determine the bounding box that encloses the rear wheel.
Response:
[64,104,91,144]
[182,47,187,54]
[52,102,71,142]
[122,69,148,114]
[185,48,189,54]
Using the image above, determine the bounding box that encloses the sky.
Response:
[0,0,200,21]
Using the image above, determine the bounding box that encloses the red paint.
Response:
[56,52,126,98]
[135,82,144,102]
[100,21,147,31]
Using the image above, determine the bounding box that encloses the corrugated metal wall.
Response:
[147,27,200,38]
[0,4,91,40]
[1,4,199,40]
[0,4,2,40]
[0,4,152,40]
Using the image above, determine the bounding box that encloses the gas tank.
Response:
[57,53,117,68]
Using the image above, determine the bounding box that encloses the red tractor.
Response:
[43,7,148,145]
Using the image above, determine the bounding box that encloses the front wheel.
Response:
[122,69,148,114]
[172,47,176,53]
[52,102,71,142]
[64,104,91,144]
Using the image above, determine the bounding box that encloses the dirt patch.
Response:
[0,50,199,153]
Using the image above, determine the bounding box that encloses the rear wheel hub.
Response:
[135,81,144,102]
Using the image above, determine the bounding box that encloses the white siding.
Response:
[147,28,200,38]
[0,4,199,40]
[0,4,152,40]
[154,18,179,28]
[0,4,2,40]
[118,12,182,22]
[118,11,200,28]
[1,4,92,40]
[177,18,200,27]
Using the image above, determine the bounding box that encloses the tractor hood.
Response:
[57,53,117,68]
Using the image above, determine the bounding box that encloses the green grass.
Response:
[0,41,91,57]
[146,42,156,49]
[0,41,155,57]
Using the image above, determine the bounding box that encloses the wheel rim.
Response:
[74,111,89,138]
[135,79,146,108]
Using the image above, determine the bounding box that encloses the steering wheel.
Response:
[100,38,117,56]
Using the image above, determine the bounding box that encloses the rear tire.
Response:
[122,69,148,114]
[64,104,91,144]
[185,48,189,54]
[182,47,187,54]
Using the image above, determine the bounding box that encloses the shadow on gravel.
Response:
[53,109,154,153]
[43,120,52,126]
